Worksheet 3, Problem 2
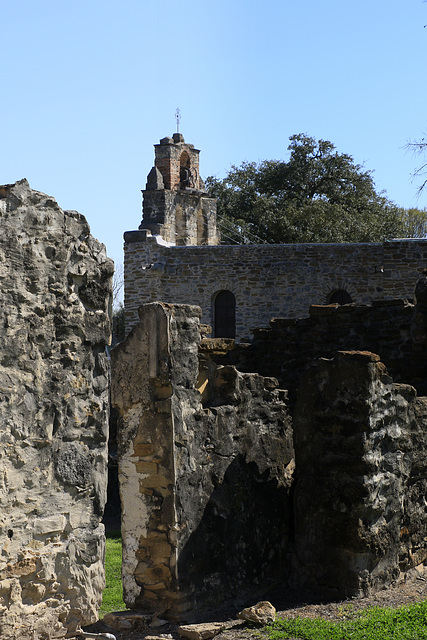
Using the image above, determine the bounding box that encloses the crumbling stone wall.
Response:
[123,236,427,340]
[0,180,113,639]
[230,298,420,405]
[113,294,427,613]
[111,303,294,618]
[293,351,419,596]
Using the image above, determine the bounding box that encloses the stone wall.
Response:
[123,235,427,340]
[293,351,419,595]
[112,295,427,614]
[139,191,218,246]
[153,134,203,192]
[0,180,113,639]
[111,303,294,618]
[229,298,421,406]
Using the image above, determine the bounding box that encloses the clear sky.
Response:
[1,0,426,269]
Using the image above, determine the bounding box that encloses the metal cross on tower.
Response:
[175,108,181,133]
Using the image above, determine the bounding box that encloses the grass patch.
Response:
[100,532,127,616]
[267,600,427,640]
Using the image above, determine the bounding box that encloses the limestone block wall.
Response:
[123,235,427,340]
[140,191,218,246]
[293,351,424,595]
[0,180,113,639]
[227,277,427,406]
[111,303,294,619]
[229,298,418,406]
[112,301,427,612]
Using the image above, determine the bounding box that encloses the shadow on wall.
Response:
[177,455,291,599]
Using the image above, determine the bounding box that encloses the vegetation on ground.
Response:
[100,532,127,616]
[266,600,427,640]
[100,532,427,638]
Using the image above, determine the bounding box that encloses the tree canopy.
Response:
[207,134,427,244]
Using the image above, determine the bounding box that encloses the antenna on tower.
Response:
[175,107,181,133]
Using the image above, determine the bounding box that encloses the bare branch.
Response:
[112,263,124,309]
[405,135,427,196]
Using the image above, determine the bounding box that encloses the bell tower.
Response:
[139,133,219,246]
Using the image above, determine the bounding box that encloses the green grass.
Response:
[100,535,427,638]
[266,600,427,640]
[100,532,127,616]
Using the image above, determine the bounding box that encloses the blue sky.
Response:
[1,0,426,268]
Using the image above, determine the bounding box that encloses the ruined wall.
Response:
[229,298,419,406]
[0,180,113,639]
[112,298,427,614]
[123,235,427,340]
[293,351,418,595]
[111,303,294,619]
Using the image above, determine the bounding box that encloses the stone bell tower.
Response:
[139,133,219,246]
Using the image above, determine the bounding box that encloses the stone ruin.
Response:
[111,303,294,618]
[111,291,427,618]
[0,180,113,639]
[3,178,427,635]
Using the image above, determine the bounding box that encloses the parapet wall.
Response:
[123,235,427,340]
[0,181,113,639]
[230,299,417,405]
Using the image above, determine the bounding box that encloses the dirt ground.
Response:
[82,571,427,640]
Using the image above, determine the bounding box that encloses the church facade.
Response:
[124,134,427,341]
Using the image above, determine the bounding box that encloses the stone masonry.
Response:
[140,134,218,246]
[111,302,294,618]
[293,351,419,596]
[0,180,113,639]
[124,229,427,342]
[112,293,427,616]
[124,133,427,341]
[119,133,427,615]
[228,297,422,406]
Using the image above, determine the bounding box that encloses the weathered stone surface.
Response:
[103,610,151,630]
[111,302,294,619]
[124,232,427,341]
[398,394,427,572]
[177,622,226,639]
[237,601,276,625]
[293,351,415,596]
[231,296,419,406]
[0,180,113,638]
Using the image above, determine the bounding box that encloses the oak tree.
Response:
[207,134,421,244]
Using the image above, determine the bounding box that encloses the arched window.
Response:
[179,151,191,189]
[328,289,352,305]
[214,290,236,338]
